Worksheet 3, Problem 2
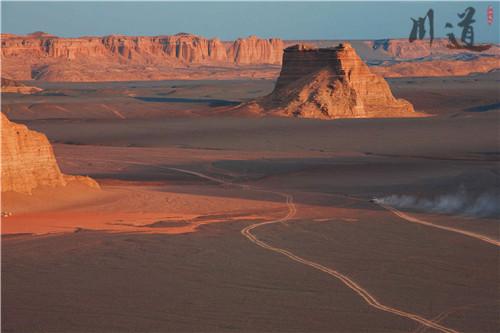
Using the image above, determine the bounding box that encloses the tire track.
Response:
[69,158,459,332]
[377,203,500,247]
[168,167,458,333]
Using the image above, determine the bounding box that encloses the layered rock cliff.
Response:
[2,33,498,81]
[1,113,99,194]
[1,33,244,64]
[245,43,417,119]
[1,33,284,81]
[5,33,497,64]
[228,35,284,64]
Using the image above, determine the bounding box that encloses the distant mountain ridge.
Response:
[1,32,498,81]
[1,33,283,65]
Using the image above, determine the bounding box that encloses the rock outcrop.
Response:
[1,113,99,194]
[1,33,224,63]
[2,33,498,81]
[1,77,42,94]
[228,35,284,64]
[1,33,284,81]
[245,43,417,119]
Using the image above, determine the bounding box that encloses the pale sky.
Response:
[2,2,499,42]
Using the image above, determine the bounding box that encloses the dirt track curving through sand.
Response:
[166,167,459,333]
[377,203,500,247]
[68,158,459,333]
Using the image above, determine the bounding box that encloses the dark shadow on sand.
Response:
[464,103,500,113]
[134,96,240,107]
[77,154,500,219]
[143,220,191,228]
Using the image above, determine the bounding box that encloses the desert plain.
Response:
[2,70,499,332]
[1,27,499,333]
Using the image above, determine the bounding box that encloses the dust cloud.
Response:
[376,187,500,218]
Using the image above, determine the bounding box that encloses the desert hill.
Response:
[242,43,418,119]
[1,113,98,194]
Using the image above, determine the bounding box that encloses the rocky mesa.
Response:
[2,33,498,81]
[1,32,283,65]
[1,33,284,81]
[1,113,99,194]
[243,43,418,119]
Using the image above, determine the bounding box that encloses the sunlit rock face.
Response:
[2,33,498,81]
[1,33,285,81]
[248,43,417,119]
[1,113,99,194]
[228,35,284,65]
[0,33,283,64]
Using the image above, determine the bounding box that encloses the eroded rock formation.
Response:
[1,33,226,63]
[228,35,284,64]
[245,43,417,119]
[2,33,498,81]
[1,33,284,81]
[1,113,99,193]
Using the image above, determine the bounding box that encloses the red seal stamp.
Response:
[487,5,494,25]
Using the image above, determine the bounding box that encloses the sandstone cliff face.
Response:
[248,43,417,119]
[1,113,98,194]
[228,35,284,64]
[1,33,229,64]
[1,33,285,81]
[98,34,230,63]
[1,33,284,65]
[2,33,498,81]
